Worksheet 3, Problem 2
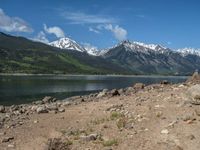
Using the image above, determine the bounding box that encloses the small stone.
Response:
[156,111,163,117]
[161,129,169,134]
[8,144,15,148]
[58,108,65,113]
[80,133,98,141]
[34,120,39,123]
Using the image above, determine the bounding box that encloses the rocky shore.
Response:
[0,74,200,150]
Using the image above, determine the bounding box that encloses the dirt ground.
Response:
[0,83,200,150]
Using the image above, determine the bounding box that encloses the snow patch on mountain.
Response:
[49,37,86,52]
[177,48,200,57]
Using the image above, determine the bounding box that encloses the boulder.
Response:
[187,84,200,105]
[36,106,48,114]
[42,96,57,104]
[58,108,65,113]
[46,104,58,111]
[0,106,5,113]
[133,83,145,90]
[97,89,108,98]
[110,89,120,96]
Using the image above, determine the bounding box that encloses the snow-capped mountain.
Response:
[49,37,99,56]
[101,40,171,56]
[49,37,86,52]
[82,43,99,56]
[177,48,200,57]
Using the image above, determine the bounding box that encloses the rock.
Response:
[187,84,200,105]
[97,89,108,98]
[160,80,170,85]
[46,104,58,111]
[42,96,53,103]
[33,100,44,105]
[156,111,163,117]
[110,89,120,96]
[186,70,200,83]
[161,129,169,134]
[62,101,71,107]
[7,144,15,148]
[36,106,48,114]
[58,108,65,113]
[2,136,14,143]
[45,138,72,150]
[133,83,145,90]
[187,134,195,140]
[0,106,5,113]
[34,120,39,123]
[118,88,125,95]
[80,133,98,141]
[182,115,195,122]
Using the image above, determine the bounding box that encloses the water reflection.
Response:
[0,75,187,105]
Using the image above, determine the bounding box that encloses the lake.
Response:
[0,75,187,106]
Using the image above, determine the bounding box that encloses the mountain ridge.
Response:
[1,32,200,75]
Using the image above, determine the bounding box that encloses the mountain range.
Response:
[0,32,200,75]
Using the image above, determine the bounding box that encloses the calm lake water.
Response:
[0,75,187,106]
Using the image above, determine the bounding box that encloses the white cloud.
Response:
[61,11,117,24]
[103,24,127,41]
[0,8,33,33]
[89,27,100,34]
[44,24,65,38]
[33,31,49,43]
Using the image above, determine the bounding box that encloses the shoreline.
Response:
[0,78,200,149]
[0,73,188,78]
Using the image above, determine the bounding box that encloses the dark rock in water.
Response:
[45,138,71,150]
[160,80,170,85]
[133,83,145,90]
[110,89,120,96]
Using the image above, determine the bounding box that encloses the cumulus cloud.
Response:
[61,11,117,24]
[104,24,127,41]
[44,24,65,38]
[0,8,33,33]
[33,31,49,43]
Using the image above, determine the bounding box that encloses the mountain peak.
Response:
[49,37,86,52]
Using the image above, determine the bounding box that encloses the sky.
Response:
[0,0,200,50]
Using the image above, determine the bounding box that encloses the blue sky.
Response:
[0,0,200,49]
